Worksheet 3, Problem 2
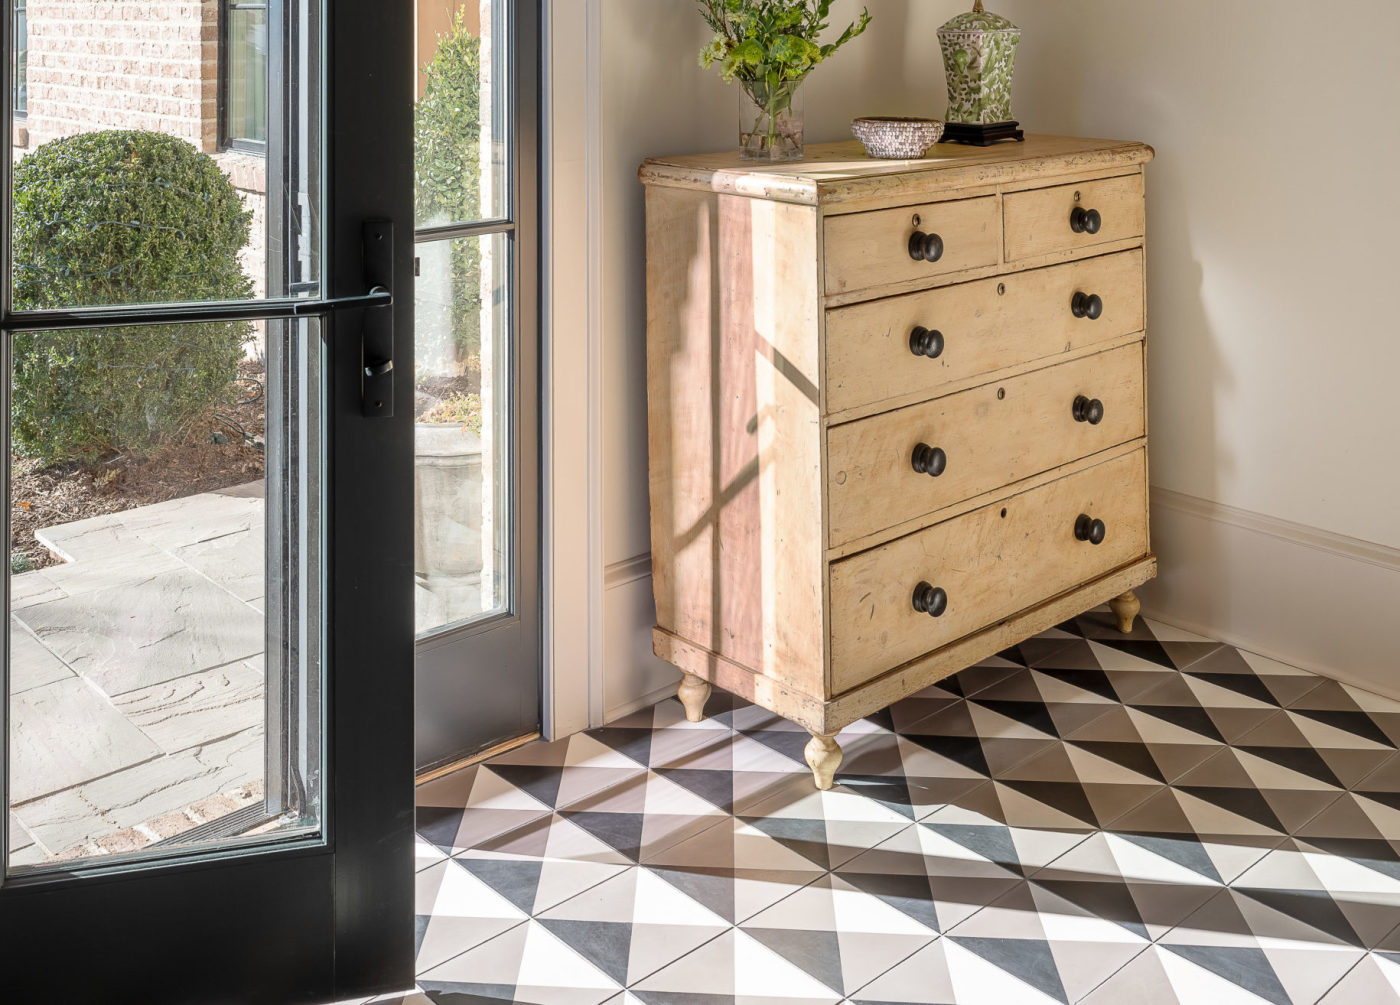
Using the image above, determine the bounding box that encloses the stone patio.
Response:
[8,481,268,866]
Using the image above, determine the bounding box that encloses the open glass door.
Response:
[0,0,416,998]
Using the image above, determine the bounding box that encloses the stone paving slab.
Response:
[118,490,263,551]
[38,537,185,595]
[175,527,265,602]
[110,660,264,755]
[10,677,160,803]
[11,570,65,611]
[15,567,264,697]
[11,618,73,694]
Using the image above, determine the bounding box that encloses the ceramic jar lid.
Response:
[938,0,1020,39]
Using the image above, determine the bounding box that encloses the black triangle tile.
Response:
[537,917,634,986]
[647,865,737,925]
[1161,944,1290,1005]
[740,725,811,765]
[1175,786,1286,834]
[948,936,1069,1004]
[416,805,467,853]
[1054,618,1085,635]
[1069,739,1167,784]
[997,779,1100,828]
[1035,666,1118,702]
[1291,707,1396,748]
[1096,638,1175,669]
[587,726,655,767]
[418,980,518,1003]
[1131,704,1226,743]
[1235,887,1363,947]
[656,767,736,814]
[487,763,565,809]
[1116,831,1223,884]
[903,732,991,777]
[836,870,941,932]
[973,698,1060,739]
[839,774,918,820]
[1236,744,1343,788]
[743,927,844,997]
[922,821,1023,874]
[459,857,543,916]
[737,815,831,870]
[1032,878,1148,939]
[1186,671,1280,707]
[559,810,647,862]
[864,706,897,733]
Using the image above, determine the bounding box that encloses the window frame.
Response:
[11,0,24,119]
[219,0,271,154]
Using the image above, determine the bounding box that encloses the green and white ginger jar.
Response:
[938,0,1021,124]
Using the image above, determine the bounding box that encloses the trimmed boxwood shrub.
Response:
[415,10,484,368]
[12,129,253,463]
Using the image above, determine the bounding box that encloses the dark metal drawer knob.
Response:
[1072,395,1104,425]
[912,582,948,617]
[1069,207,1102,234]
[1071,291,1104,320]
[908,230,944,263]
[909,325,945,359]
[911,443,947,477]
[1075,514,1107,545]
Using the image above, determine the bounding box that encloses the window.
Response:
[221,0,268,151]
[13,0,26,118]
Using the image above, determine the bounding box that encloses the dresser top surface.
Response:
[639,134,1153,207]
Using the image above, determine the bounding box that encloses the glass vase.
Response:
[738,79,804,161]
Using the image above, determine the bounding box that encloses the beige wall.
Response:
[596,0,1400,712]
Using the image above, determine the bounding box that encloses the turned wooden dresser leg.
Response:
[1109,590,1142,634]
[676,672,711,722]
[804,731,844,790]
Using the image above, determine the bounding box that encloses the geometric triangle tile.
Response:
[630,928,843,1003]
[940,935,1069,1004]
[415,858,529,973]
[1317,954,1400,1005]
[416,919,623,1005]
[846,937,957,1004]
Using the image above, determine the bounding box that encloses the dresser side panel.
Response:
[644,185,825,694]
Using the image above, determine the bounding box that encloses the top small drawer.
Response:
[1004,174,1145,261]
[824,196,1000,298]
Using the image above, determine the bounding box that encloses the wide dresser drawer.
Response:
[1004,174,1145,261]
[825,249,1145,416]
[826,341,1145,549]
[829,448,1149,694]
[823,196,1000,298]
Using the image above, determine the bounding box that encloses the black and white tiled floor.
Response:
[360,609,1400,1004]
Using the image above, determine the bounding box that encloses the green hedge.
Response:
[12,130,253,463]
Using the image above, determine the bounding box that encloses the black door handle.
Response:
[360,220,395,417]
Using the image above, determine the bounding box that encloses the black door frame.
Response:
[0,0,416,998]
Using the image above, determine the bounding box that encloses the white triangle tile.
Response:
[470,766,555,811]
[1078,946,1187,1005]
[641,769,731,819]
[942,936,1065,1003]
[1318,955,1400,1004]
[565,732,651,770]
[835,931,940,996]
[1125,708,1223,746]
[966,701,1056,740]
[1063,743,1165,785]
[1182,675,1276,711]
[1286,711,1392,751]
[1101,832,1227,888]
[848,937,956,1004]
[515,919,624,993]
[731,928,844,1000]
[1237,649,1315,679]
[1260,944,1366,1005]
[830,873,939,937]
[1141,619,1218,644]
[1340,683,1400,714]
[428,859,529,921]
[414,834,447,871]
[1231,747,1340,791]
[1089,640,1173,672]
[1155,943,1289,1004]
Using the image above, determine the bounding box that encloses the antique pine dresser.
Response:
[640,135,1156,789]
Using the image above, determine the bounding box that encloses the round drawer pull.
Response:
[912,582,948,617]
[909,325,945,359]
[1074,514,1107,545]
[908,230,944,263]
[1072,395,1104,425]
[1071,292,1104,320]
[1069,207,1102,234]
[911,443,947,477]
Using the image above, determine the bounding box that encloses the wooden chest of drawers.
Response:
[640,135,1157,789]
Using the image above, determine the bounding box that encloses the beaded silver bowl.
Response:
[851,116,945,159]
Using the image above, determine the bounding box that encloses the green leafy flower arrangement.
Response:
[697,0,871,159]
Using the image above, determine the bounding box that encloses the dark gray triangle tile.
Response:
[947,935,1069,1004]
[973,698,1060,739]
[864,706,897,732]
[632,992,738,1005]
[417,805,467,853]
[537,917,633,986]
[648,865,737,924]
[1187,671,1279,707]
[744,927,844,997]
[1175,786,1286,834]
[836,870,941,932]
[997,779,1099,828]
[1036,666,1118,702]
[923,821,1022,874]
[460,858,543,916]
[587,726,654,768]
[1295,836,1400,881]
[839,774,918,820]
[487,763,565,809]
[1161,944,1290,1005]
[1097,639,1175,669]
[1116,832,1224,885]
[1237,744,1343,788]
[415,913,431,960]
[1292,707,1396,748]
[1236,887,1363,947]
[903,732,991,777]
[418,980,518,1003]
[656,767,736,814]
[1070,739,1168,784]
[740,725,810,765]
[1132,704,1226,743]
[737,815,831,870]
[1031,878,1148,939]
[560,810,647,862]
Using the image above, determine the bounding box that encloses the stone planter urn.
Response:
[414,422,484,629]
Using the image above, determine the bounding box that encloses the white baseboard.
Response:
[602,554,678,723]
[1141,487,1400,700]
